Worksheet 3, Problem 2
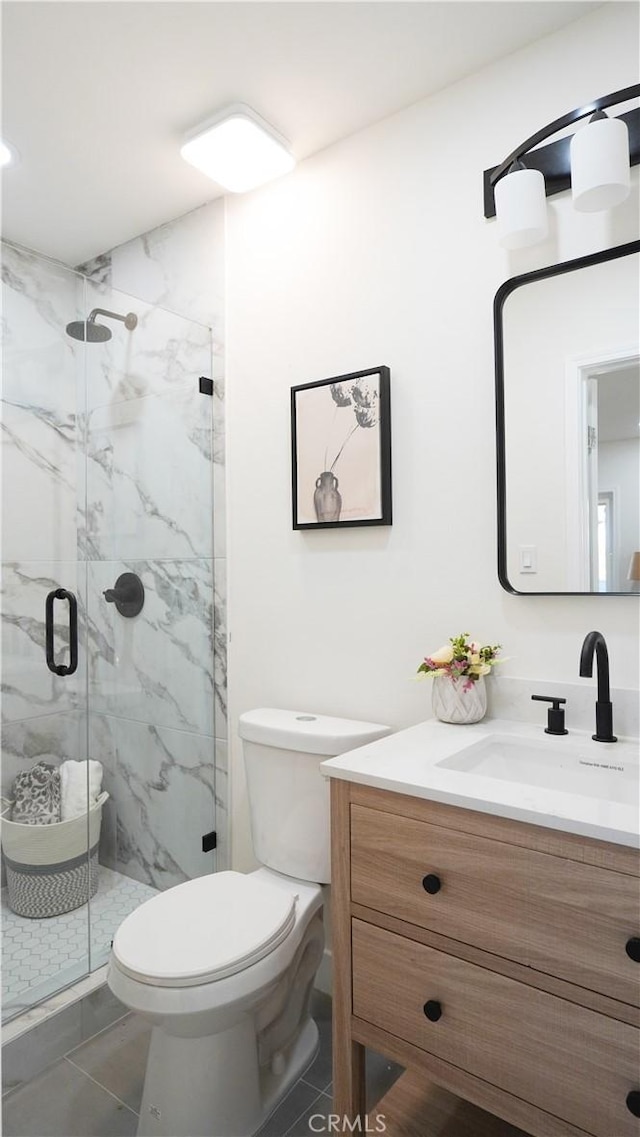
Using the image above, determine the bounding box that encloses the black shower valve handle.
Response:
[102,573,145,618]
[531,694,568,736]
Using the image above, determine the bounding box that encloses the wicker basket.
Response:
[1,792,109,918]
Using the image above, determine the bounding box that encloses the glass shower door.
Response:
[1,245,216,1021]
[1,243,92,1021]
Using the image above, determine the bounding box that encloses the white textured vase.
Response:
[432,675,487,724]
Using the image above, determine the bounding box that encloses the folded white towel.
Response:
[59,760,104,821]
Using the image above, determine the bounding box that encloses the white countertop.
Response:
[320,717,640,848]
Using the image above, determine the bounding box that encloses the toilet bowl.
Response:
[108,708,390,1137]
[109,868,324,1137]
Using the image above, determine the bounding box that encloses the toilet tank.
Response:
[238,709,390,884]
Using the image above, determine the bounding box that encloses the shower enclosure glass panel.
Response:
[1,245,91,1020]
[82,278,216,972]
[1,242,216,1024]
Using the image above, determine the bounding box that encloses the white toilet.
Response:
[107,708,390,1137]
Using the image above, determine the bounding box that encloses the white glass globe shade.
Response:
[570,116,630,212]
[494,167,548,250]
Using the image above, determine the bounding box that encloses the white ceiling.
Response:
[1,1,601,267]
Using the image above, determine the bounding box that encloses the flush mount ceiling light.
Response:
[484,84,640,248]
[180,104,295,193]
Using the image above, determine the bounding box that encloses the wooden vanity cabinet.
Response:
[331,780,640,1137]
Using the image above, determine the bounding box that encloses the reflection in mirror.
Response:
[495,241,640,594]
[590,361,639,591]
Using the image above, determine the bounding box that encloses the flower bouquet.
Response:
[417,633,502,724]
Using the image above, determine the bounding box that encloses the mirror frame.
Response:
[494,238,640,596]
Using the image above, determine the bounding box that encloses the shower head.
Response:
[66,319,111,342]
[65,307,138,342]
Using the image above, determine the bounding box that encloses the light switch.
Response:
[519,545,537,573]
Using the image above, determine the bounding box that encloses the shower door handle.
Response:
[45,589,78,676]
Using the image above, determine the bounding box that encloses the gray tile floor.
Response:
[2,991,403,1137]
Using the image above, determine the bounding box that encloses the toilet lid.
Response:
[112,872,297,987]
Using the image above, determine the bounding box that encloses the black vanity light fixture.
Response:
[484,84,640,249]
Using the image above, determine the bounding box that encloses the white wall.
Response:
[225,3,640,870]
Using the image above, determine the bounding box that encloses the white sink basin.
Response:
[436,733,638,804]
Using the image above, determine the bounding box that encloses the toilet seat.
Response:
[112,871,297,987]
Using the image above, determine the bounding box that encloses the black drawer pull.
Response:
[625,937,640,962]
[626,1091,640,1118]
[423,1000,442,1022]
[422,874,441,894]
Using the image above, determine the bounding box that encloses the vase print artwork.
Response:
[314,471,342,522]
[292,367,391,529]
[311,379,379,522]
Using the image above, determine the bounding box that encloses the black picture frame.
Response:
[291,366,392,530]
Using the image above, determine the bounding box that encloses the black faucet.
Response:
[579,631,617,743]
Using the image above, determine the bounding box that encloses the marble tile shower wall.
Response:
[81,198,228,879]
[2,211,227,893]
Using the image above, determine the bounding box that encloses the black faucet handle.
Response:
[531,694,568,736]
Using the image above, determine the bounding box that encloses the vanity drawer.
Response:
[352,919,640,1137]
[350,804,640,1005]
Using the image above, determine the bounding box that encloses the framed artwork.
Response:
[291,366,392,530]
